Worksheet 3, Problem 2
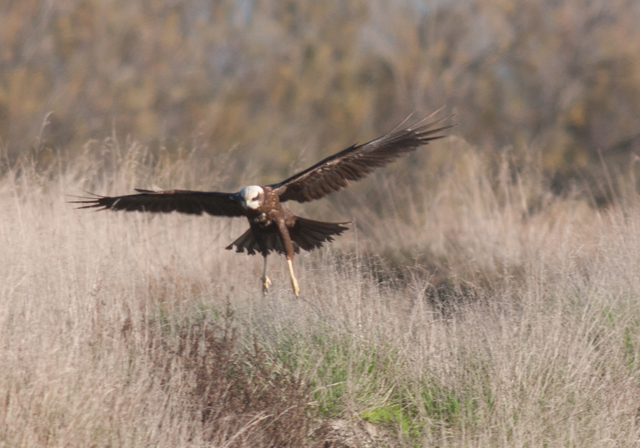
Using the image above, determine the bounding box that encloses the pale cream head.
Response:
[240,185,264,210]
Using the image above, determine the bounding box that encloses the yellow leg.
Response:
[261,256,271,296]
[287,258,300,297]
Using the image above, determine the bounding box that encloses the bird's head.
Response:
[239,185,264,210]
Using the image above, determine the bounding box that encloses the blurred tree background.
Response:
[1,0,640,183]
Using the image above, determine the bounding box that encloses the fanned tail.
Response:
[290,217,350,252]
[226,229,286,256]
[226,217,350,256]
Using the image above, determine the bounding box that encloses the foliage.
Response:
[2,0,640,181]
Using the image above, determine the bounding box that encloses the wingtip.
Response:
[394,107,456,136]
[66,192,104,210]
[414,110,456,129]
[410,106,447,126]
[389,112,417,134]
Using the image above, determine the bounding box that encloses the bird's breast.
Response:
[252,210,276,228]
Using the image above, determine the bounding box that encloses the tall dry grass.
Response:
[2,136,640,446]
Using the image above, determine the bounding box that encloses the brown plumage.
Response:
[72,111,454,296]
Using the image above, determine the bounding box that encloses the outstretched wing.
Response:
[269,111,454,203]
[71,189,245,217]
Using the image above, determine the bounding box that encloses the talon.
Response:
[262,276,272,295]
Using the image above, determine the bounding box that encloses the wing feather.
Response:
[70,189,245,217]
[270,111,454,203]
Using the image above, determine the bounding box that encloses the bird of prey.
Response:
[73,111,453,296]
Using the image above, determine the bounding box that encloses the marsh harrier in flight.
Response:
[74,111,453,296]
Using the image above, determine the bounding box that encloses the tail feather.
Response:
[290,217,350,252]
[226,217,350,256]
[226,228,290,256]
[225,228,260,255]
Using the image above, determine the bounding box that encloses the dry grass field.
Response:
[3,0,640,445]
[2,135,640,447]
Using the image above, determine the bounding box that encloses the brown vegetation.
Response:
[2,138,640,445]
[147,302,312,446]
